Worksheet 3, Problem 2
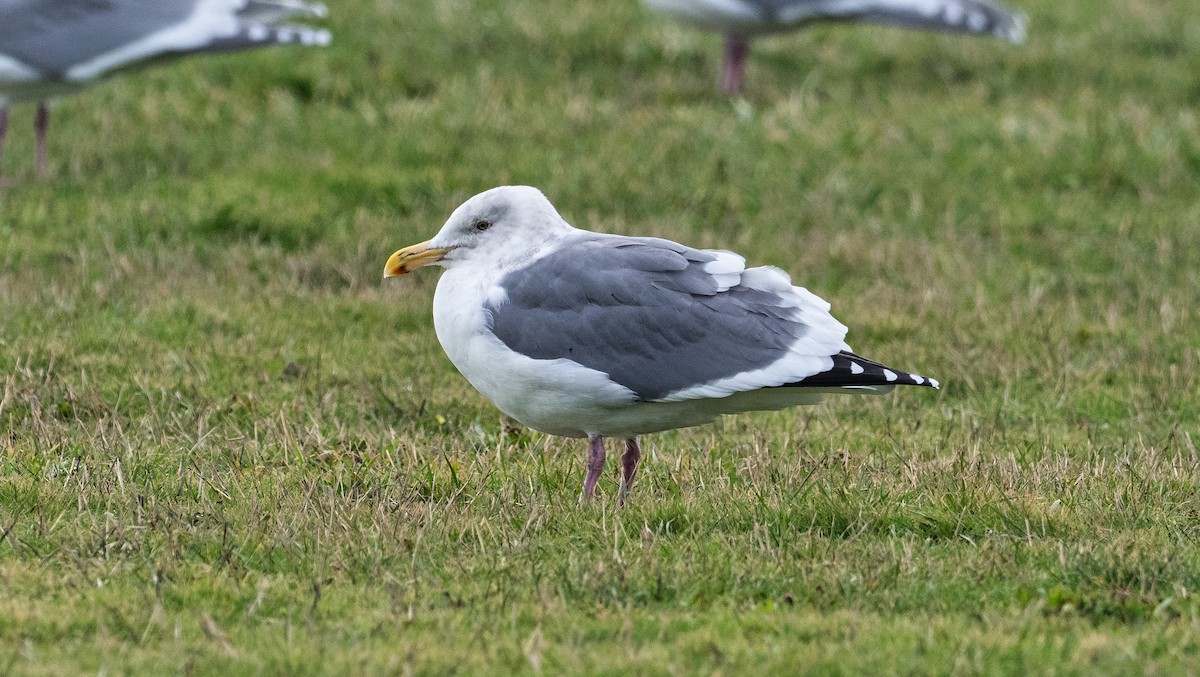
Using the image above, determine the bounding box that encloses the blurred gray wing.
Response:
[0,0,329,79]
[747,0,1026,41]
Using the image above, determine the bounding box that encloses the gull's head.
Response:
[384,186,571,278]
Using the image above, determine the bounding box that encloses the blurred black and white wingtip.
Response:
[844,0,1029,46]
[785,351,940,391]
[948,0,1028,44]
[994,7,1028,44]
[237,1,332,46]
[235,23,332,48]
[239,1,329,23]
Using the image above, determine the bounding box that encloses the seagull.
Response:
[0,0,331,178]
[641,0,1027,93]
[384,186,939,504]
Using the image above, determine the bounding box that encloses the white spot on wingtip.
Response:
[1005,12,1029,44]
[247,24,269,41]
[882,369,898,382]
[849,361,864,375]
[929,378,941,389]
[911,374,925,385]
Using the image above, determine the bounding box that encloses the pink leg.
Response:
[34,102,49,178]
[721,35,750,94]
[618,437,642,506]
[579,434,606,503]
[0,106,8,168]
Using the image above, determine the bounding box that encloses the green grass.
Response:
[2,0,1199,673]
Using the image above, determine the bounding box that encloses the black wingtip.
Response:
[781,351,940,390]
[851,0,1027,45]
[201,24,332,54]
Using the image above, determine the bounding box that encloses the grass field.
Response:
[2,0,1199,673]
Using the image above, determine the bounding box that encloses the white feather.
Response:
[701,250,746,292]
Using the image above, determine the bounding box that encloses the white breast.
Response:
[432,266,638,438]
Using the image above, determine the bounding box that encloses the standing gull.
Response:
[384,186,939,504]
[642,0,1027,93]
[0,0,331,178]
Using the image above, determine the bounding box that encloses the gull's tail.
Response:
[810,0,1027,44]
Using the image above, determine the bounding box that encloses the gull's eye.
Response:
[473,219,492,232]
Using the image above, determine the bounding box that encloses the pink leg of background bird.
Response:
[722,35,750,94]
[619,437,642,505]
[34,102,49,177]
[580,434,607,501]
[0,106,8,169]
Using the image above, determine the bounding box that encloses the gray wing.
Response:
[743,0,1026,42]
[0,0,329,78]
[0,1,198,75]
[485,235,843,402]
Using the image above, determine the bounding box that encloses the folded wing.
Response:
[485,234,933,404]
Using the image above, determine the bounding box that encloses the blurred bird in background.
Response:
[642,0,1026,93]
[0,0,331,178]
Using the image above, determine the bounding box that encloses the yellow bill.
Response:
[383,240,451,278]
